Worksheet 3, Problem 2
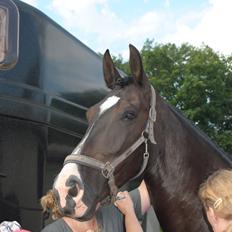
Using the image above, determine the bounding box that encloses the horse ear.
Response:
[129,44,145,85]
[103,49,121,89]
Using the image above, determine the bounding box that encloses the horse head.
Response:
[52,45,155,220]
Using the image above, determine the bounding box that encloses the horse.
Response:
[53,44,232,231]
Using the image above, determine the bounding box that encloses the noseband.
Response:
[64,86,157,203]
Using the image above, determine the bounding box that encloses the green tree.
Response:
[98,52,130,74]
[112,54,130,74]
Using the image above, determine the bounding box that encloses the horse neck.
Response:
[144,95,231,232]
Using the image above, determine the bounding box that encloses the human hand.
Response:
[114,191,135,216]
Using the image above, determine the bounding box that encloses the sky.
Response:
[21,0,232,59]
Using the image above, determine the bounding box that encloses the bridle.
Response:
[64,85,157,203]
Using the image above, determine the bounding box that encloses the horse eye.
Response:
[123,111,136,120]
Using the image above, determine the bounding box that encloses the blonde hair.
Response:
[41,190,63,219]
[199,169,232,221]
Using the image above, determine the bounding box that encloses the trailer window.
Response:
[0,0,19,70]
[0,7,7,63]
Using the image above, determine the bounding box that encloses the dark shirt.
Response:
[41,188,143,232]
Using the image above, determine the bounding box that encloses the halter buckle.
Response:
[102,161,115,179]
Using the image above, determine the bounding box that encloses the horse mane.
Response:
[168,104,232,163]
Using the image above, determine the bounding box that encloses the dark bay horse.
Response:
[53,44,232,231]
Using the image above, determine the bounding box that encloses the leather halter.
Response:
[64,85,157,203]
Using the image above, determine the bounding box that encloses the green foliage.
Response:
[115,39,232,155]
[111,54,130,74]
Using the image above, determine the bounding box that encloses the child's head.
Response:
[199,169,232,220]
[199,169,232,232]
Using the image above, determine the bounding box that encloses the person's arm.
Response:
[138,180,151,215]
[114,191,143,232]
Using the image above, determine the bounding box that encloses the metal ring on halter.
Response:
[142,131,149,139]
[102,161,115,179]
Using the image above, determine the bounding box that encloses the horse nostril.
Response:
[68,185,78,197]
[65,175,84,197]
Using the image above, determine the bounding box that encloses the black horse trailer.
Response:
[0,0,108,230]
[0,1,161,231]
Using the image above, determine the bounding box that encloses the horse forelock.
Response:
[115,76,134,87]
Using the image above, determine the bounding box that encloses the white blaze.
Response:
[72,124,94,155]
[99,96,120,115]
[72,95,120,155]
[56,95,120,216]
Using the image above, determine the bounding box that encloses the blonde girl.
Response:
[199,169,232,232]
